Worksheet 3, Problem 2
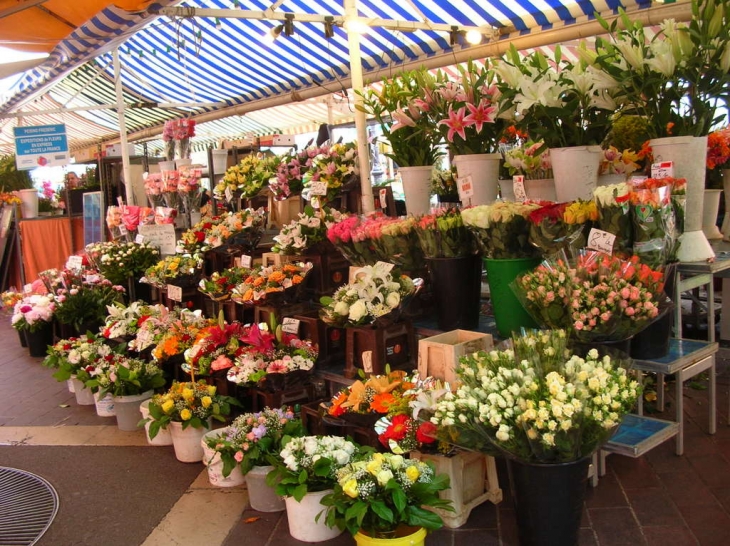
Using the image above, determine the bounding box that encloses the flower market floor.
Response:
[2,322,730,546]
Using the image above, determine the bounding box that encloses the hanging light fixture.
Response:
[324,15,336,39]
[263,13,295,44]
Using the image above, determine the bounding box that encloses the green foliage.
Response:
[0,155,32,192]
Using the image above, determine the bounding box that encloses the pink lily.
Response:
[463,100,496,133]
[390,108,417,132]
[438,107,468,141]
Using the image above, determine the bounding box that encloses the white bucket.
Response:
[67,378,75,394]
[17,189,39,219]
[550,145,602,202]
[72,378,95,406]
[93,392,116,417]
[453,154,501,206]
[169,420,210,463]
[139,399,172,446]
[399,165,434,216]
[112,390,153,431]
[212,149,229,173]
[245,465,285,512]
[285,489,342,542]
[201,428,246,488]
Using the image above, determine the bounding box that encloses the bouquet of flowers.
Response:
[203,407,307,477]
[102,301,167,341]
[90,354,166,398]
[145,380,239,439]
[215,153,280,201]
[270,145,328,200]
[321,452,452,537]
[144,173,165,208]
[272,206,341,255]
[1,290,23,314]
[327,215,382,266]
[11,293,55,332]
[527,201,598,256]
[512,251,666,343]
[319,263,417,327]
[162,118,196,159]
[267,435,360,501]
[327,369,411,422]
[0,192,21,206]
[142,254,202,288]
[146,308,210,360]
[183,317,248,377]
[42,333,113,382]
[462,202,543,259]
[177,165,203,216]
[198,266,251,301]
[208,208,267,252]
[53,273,126,334]
[429,329,641,463]
[593,183,633,257]
[599,146,642,177]
[302,142,359,205]
[503,140,553,179]
[230,262,313,305]
[707,127,730,170]
[629,177,679,268]
[414,208,476,259]
[87,241,161,286]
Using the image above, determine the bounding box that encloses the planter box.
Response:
[260,252,348,297]
[418,330,493,385]
[411,450,502,528]
[345,320,415,379]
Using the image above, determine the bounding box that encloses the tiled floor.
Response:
[2,319,730,545]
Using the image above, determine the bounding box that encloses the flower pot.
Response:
[245,465,285,512]
[17,328,27,348]
[453,154,501,206]
[285,489,343,542]
[399,165,433,216]
[211,149,229,174]
[201,428,246,488]
[139,399,173,446]
[354,527,427,546]
[17,189,38,219]
[169,420,211,463]
[425,255,481,331]
[24,322,53,357]
[67,378,75,394]
[484,257,541,338]
[507,456,591,546]
[93,391,115,418]
[549,145,602,202]
[631,263,677,360]
[72,378,95,406]
[650,136,713,262]
[702,189,723,240]
[112,390,153,431]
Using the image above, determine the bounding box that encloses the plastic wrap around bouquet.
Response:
[318,262,422,328]
[230,262,313,306]
[511,250,671,344]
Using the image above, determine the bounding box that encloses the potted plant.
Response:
[266,434,360,542]
[53,272,126,336]
[320,452,453,545]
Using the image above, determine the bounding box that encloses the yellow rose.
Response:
[207,386,217,396]
[201,396,212,409]
[405,465,420,482]
[180,408,192,421]
[343,479,359,499]
[182,388,194,401]
[366,459,381,476]
[161,400,175,414]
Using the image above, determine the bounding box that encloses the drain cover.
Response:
[0,467,58,546]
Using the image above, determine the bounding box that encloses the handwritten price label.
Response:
[282,317,301,335]
[651,161,674,179]
[587,228,616,255]
[66,255,84,270]
[375,261,395,272]
[513,175,527,202]
[362,351,373,374]
[457,175,474,199]
[167,284,183,302]
[135,234,145,244]
[310,181,328,196]
[241,255,253,268]
[379,189,388,212]
[224,187,233,202]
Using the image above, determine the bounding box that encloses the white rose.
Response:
[385,291,400,309]
[376,469,394,486]
[334,301,350,316]
[348,300,367,322]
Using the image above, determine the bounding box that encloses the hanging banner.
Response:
[13,124,70,170]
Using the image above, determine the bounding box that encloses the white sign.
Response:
[651,161,674,179]
[241,255,253,268]
[225,187,233,203]
[135,234,145,244]
[513,175,527,202]
[457,175,474,199]
[23,283,32,294]
[167,284,183,302]
[587,228,617,255]
[66,255,84,270]
[138,224,176,256]
[310,181,328,196]
[375,261,395,272]
[379,189,388,211]
[282,317,301,335]
[14,124,70,170]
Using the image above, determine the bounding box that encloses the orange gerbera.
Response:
[371,392,395,413]
[253,277,265,287]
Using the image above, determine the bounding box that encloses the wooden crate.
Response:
[292,311,346,367]
[261,252,301,268]
[411,450,502,528]
[418,330,493,386]
[345,320,415,379]
[249,384,315,411]
[253,302,311,326]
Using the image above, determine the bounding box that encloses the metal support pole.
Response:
[113,48,135,206]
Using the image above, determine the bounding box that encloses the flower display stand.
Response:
[292,310,345,367]
[249,384,315,412]
[417,330,493,385]
[300,401,382,450]
[253,302,311,327]
[411,450,502,528]
[344,320,416,379]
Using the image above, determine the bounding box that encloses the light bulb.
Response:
[465,29,482,45]
[343,19,370,34]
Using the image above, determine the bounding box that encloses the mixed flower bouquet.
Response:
[593,182,633,257]
[327,369,411,421]
[215,153,280,200]
[302,142,359,205]
[462,202,543,259]
[11,293,55,332]
[629,177,680,268]
[414,208,476,259]
[145,380,239,439]
[319,263,417,327]
[527,200,598,256]
[503,140,553,179]
[198,266,251,301]
[90,355,166,398]
[86,241,161,286]
[230,262,313,305]
[512,251,666,342]
[177,209,266,254]
[183,317,247,377]
[144,173,165,209]
[145,308,210,360]
[102,301,167,341]
[267,435,360,501]
[0,192,21,206]
[143,254,203,288]
[43,333,113,382]
[270,145,328,200]
[429,329,641,463]
[1,290,23,314]
[321,452,452,537]
[272,206,341,255]
[599,146,642,177]
[203,407,307,477]
[162,118,196,159]
[707,127,730,170]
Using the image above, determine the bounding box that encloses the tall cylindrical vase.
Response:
[722,170,730,240]
[631,262,677,360]
[550,146,602,202]
[24,322,53,357]
[452,154,501,206]
[702,189,723,240]
[484,257,541,338]
[211,149,229,174]
[425,255,482,331]
[399,165,433,216]
[650,136,714,262]
[112,390,153,431]
[508,456,591,546]
[17,189,39,219]
[285,489,343,542]
[245,465,285,512]
[16,328,27,348]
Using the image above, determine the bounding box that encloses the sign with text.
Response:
[167,284,183,302]
[651,161,674,179]
[14,124,70,170]
[457,175,474,200]
[138,224,176,256]
[512,175,527,202]
[241,255,253,268]
[587,228,616,255]
[66,255,84,270]
[310,181,328,196]
[282,317,301,335]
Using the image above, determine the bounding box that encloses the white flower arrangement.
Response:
[12,294,55,331]
[102,302,168,340]
[272,207,343,255]
[226,351,316,386]
[593,182,631,207]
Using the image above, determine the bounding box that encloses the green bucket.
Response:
[484,257,541,338]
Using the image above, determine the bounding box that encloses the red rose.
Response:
[416,421,438,444]
[195,231,205,242]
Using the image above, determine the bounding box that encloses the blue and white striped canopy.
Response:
[0,0,661,154]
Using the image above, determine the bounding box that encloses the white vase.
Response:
[112,390,153,432]
[399,165,433,216]
[211,149,229,173]
[597,173,627,187]
[72,378,95,406]
[549,145,602,202]
[200,429,246,488]
[650,136,714,262]
[452,153,501,206]
[285,489,343,542]
[722,169,730,240]
[169,420,211,463]
[702,189,723,240]
[67,378,75,394]
[17,189,39,219]
[93,392,116,418]
[246,465,285,512]
[139,399,173,446]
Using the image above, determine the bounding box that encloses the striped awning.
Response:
[0,0,667,155]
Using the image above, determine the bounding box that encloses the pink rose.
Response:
[234,451,244,463]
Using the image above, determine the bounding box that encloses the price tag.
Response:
[513,175,527,202]
[118,224,128,235]
[651,161,674,179]
[457,175,474,199]
[225,186,233,202]
[241,255,253,268]
[362,351,373,374]
[379,189,388,211]
[587,228,616,255]
[282,317,301,335]
[135,234,145,244]
[167,284,183,302]
[137,327,153,348]
[66,255,84,270]
[23,283,32,294]
[310,181,328,196]
[375,261,395,272]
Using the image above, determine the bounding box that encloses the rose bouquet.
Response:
[203,407,307,477]
[142,254,203,288]
[527,201,598,257]
[87,241,161,286]
[270,145,328,200]
[503,140,553,179]
[162,118,196,159]
[629,177,679,268]
[177,165,203,214]
[272,206,341,255]
[230,262,313,305]
[462,202,543,259]
[429,329,641,463]
[512,251,666,343]
[319,263,417,327]
[145,380,239,439]
[593,182,633,257]
[414,208,476,259]
[42,333,111,376]
[327,214,382,266]
[90,354,166,398]
[11,293,55,333]
[144,173,165,208]
[302,142,359,205]
[321,452,452,537]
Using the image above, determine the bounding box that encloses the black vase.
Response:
[630,263,677,360]
[17,328,27,348]
[508,456,591,546]
[426,255,481,331]
[25,322,54,358]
